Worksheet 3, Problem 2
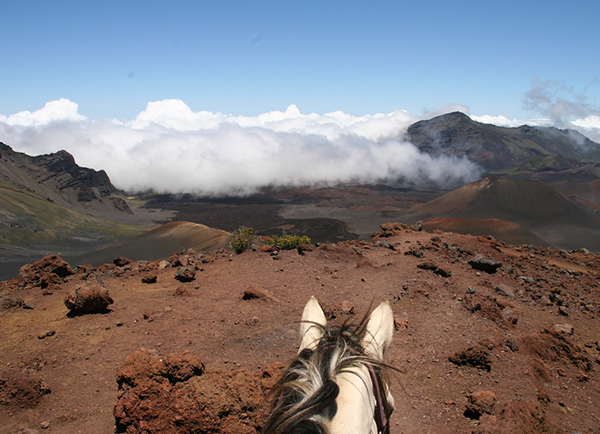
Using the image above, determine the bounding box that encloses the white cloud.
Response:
[571,115,600,142]
[0,98,483,195]
[469,114,553,128]
[0,98,86,126]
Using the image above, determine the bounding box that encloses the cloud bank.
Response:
[0,99,484,195]
[522,78,600,141]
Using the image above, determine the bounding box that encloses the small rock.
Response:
[506,337,519,352]
[114,257,133,267]
[174,267,196,283]
[495,284,515,298]
[242,285,277,302]
[141,274,157,284]
[410,221,423,231]
[501,307,519,325]
[518,276,535,284]
[468,254,502,274]
[297,244,315,255]
[417,262,452,277]
[394,317,409,331]
[40,421,50,429]
[558,306,569,316]
[553,323,575,335]
[173,286,191,297]
[339,300,355,315]
[449,345,491,371]
[466,287,476,294]
[465,390,497,419]
[0,292,24,310]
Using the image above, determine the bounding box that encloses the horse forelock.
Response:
[262,320,392,434]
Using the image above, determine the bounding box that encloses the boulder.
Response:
[18,255,73,287]
[64,284,113,315]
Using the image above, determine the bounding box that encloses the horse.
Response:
[262,296,395,434]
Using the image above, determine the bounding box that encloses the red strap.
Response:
[367,364,389,434]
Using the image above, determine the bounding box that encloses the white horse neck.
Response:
[326,365,378,434]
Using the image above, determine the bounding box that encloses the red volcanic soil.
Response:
[422,218,551,248]
[1,224,600,433]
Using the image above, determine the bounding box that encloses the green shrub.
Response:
[230,226,255,254]
[267,234,312,250]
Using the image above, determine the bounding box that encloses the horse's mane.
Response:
[262,315,392,434]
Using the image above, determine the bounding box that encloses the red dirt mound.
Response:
[0,369,50,409]
[114,350,281,434]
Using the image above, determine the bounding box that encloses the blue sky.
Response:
[1,1,600,194]
[1,0,599,120]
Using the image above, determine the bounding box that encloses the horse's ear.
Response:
[299,296,326,353]
[362,300,394,360]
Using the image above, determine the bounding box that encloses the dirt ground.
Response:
[1,224,599,433]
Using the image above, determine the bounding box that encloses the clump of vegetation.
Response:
[230,226,255,254]
[267,234,312,250]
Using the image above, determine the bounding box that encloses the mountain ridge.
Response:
[0,142,131,215]
[405,111,600,172]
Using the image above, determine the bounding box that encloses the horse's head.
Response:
[263,296,395,434]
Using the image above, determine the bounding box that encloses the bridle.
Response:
[367,364,390,434]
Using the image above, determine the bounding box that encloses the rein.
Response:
[367,364,389,434]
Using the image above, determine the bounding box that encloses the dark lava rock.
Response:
[114,257,133,267]
[174,267,196,283]
[404,247,424,258]
[64,284,113,316]
[417,262,452,277]
[468,254,503,274]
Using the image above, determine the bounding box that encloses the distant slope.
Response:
[71,221,230,266]
[399,177,600,251]
[405,112,600,172]
[0,142,131,215]
[0,183,138,252]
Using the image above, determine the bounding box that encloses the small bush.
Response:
[230,227,255,254]
[267,234,312,250]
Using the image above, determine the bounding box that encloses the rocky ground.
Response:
[1,223,599,433]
